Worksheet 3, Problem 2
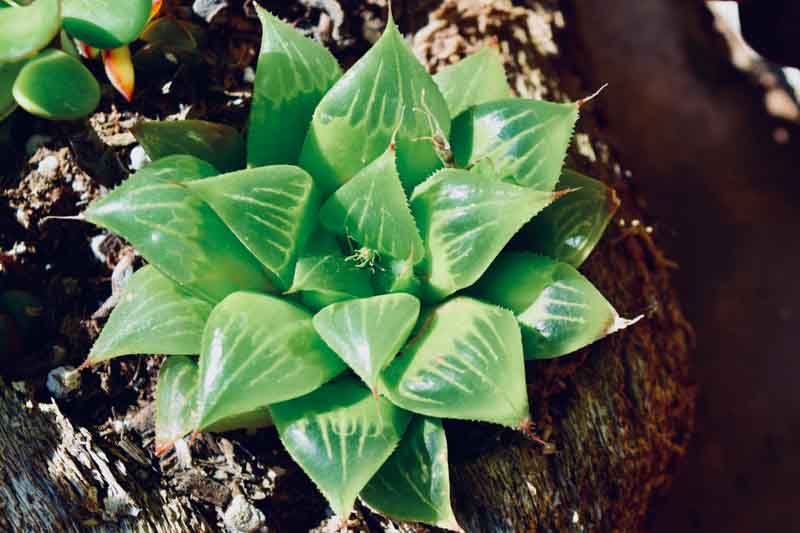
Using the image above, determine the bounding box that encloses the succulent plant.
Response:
[0,0,201,120]
[77,7,637,529]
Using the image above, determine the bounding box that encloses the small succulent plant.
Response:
[0,0,201,121]
[77,7,637,529]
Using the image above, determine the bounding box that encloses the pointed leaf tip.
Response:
[103,46,135,102]
[381,297,530,428]
[606,313,644,335]
[411,168,555,301]
[272,377,412,517]
[187,165,319,291]
[320,147,425,266]
[361,417,461,531]
[247,4,342,167]
[576,83,609,108]
[87,266,212,364]
[475,252,636,359]
[519,169,620,267]
[299,12,449,193]
[312,293,421,390]
[194,292,346,431]
[451,97,578,192]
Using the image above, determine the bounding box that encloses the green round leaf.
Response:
[312,293,421,392]
[475,252,641,359]
[361,416,461,531]
[299,15,450,194]
[381,296,530,428]
[247,6,342,167]
[271,376,412,517]
[194,292,347,431]
[0,0,60,63]
[0,59,24,121]
[132,120,246,173]
[62,0,152,49]
[519,169,620,267]
[13,49,100,120]
[451,97,578,192]
[87,266,213,365]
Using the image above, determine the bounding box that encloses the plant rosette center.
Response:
[78,7,639,530]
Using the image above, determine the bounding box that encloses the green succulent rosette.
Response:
[81,8,637,529]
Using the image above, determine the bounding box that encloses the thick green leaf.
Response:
[187,165,318,291]
[59,29,80,57]
[155,355,199,454]
[12,49,100,120]
[320,146,424,265]
[299,16,450,194]
[271,376,412,517]
[410,168,557,301]
[87,266,213,364]
[247,6,342,167]
[433,46,511,119]
[288,252,374,311]
[62,0,152,49]
[132,120,246,173]
[475,252,641,359]
[84,155,274,303]
[519,169,620,267]
[0,59,24,121]
[312,293,420,392]
[361,416,460,531]
[194,292,347,431]
[139,16,200,51]
[451,97,578,192]
[381,296,529,428]
[0,0,60,63]
[155,356,273,454]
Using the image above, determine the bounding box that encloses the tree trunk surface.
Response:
[0,381,214,532]
[0,1,696,531]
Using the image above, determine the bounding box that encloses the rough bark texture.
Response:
[0,380,214,532]
[0,1,696,531]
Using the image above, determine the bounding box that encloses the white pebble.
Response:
[223,495,265,533]
[129,145,151,171]
[37,155,59,174]
[243,66,256,84]
[46,366,81,399]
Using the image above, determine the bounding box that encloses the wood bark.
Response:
[0,380,214,532]
[0,1,696,531]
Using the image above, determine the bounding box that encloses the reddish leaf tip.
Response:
[576,83,608,109]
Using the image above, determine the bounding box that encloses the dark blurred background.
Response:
[562,1,800,531]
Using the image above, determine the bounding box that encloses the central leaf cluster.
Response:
[81,8,636,529]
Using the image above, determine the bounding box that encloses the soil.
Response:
[0,1,694,531]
